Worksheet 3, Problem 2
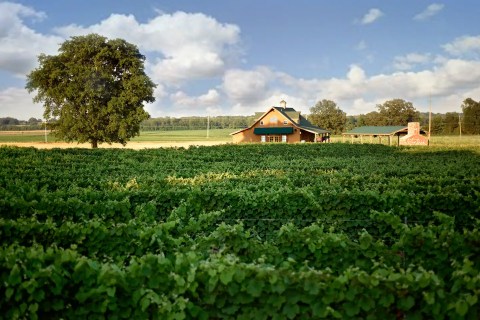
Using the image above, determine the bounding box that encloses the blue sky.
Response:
[1,1,480,119]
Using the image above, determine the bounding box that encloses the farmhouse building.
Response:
[230,100,329,143]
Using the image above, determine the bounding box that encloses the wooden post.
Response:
[351,135,354,144]
[388,135,391,146]
[342,135,345,143]
[379,136,382,144]
[360,135,363,144]
[370,135,373,144]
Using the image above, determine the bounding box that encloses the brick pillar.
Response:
[408,122,420,135]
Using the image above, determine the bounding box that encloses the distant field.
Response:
[0,130,60,143]
[0,129,478,147]
[0,129,234,143]
[131,128,234,142]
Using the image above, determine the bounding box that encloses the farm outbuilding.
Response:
[342,123,428,146]
[231,100,329,143]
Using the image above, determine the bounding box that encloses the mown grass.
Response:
[0,131,60,143]
[131,129,234,142]
[330,134,480,147]
[0,129,234,143]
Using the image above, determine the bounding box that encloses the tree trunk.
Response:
[91,140,98,148]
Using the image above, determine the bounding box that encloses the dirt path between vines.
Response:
[0,141,229,149]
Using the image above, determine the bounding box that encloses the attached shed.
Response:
[342,125,427,146]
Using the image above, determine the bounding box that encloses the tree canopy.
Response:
[358,99,419,126]
[26,34,155,148]
[309,99,347,134]
[376,99,420,125]
[462,98,480,134]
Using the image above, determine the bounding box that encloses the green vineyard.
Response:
[1,144,479,319]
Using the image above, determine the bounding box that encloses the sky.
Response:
[1,1,480,120]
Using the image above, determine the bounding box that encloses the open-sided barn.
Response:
[342,123,428,146]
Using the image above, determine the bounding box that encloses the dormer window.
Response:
[260,120,264,125]
[283,120,288,125]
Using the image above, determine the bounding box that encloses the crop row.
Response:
[2,242,478,319]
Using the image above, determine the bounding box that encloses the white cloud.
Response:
[230,93,310,117]
[198,89,221,106]
[355,40,367,51]
[443,35,480,57]
[222,68,272,103]
[393,53,432,70]
[0,2,63,76]
[55,11,241,84]
[170,89,220,107]
[414,3,444,21]
[347,65,366,83]
[360,8,383,25]
[0,87,43,119]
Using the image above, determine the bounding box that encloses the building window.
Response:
[283,120,288,125]
[260,121,264,125]
[261,135,266,143]
[268,136,281,142]
[270,116,278,123]
[282,135,287,143]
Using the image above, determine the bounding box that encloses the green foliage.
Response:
[0,143,479,318]
[462,98,480,134]
[26,34,155,148]
[309,99,347,134]
[444,112,461,134]
[375,99,420,126]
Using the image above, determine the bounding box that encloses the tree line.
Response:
[140,115,256,131]
[308,98,480,135]
[4,98,479,136]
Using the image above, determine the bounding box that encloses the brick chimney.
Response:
[280,100,287,109]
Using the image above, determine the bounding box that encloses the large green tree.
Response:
[462,98,480,134]
[26,34,155,148]
[309,99,347,134]
[444,112,460,134]
[363,111,382,126]
[376,99,420,126]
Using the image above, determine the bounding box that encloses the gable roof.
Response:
[343,126,408,135]
[231,106,329,135]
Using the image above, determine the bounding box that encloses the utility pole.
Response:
[459,114,462,137]
[428,95,432,142]
[207,115,210,138]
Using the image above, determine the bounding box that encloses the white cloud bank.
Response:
[0,2,63,76]
[393,53,432,71]
[443,35,480,57]
[55,11,241,84]
[0,2,479,120]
